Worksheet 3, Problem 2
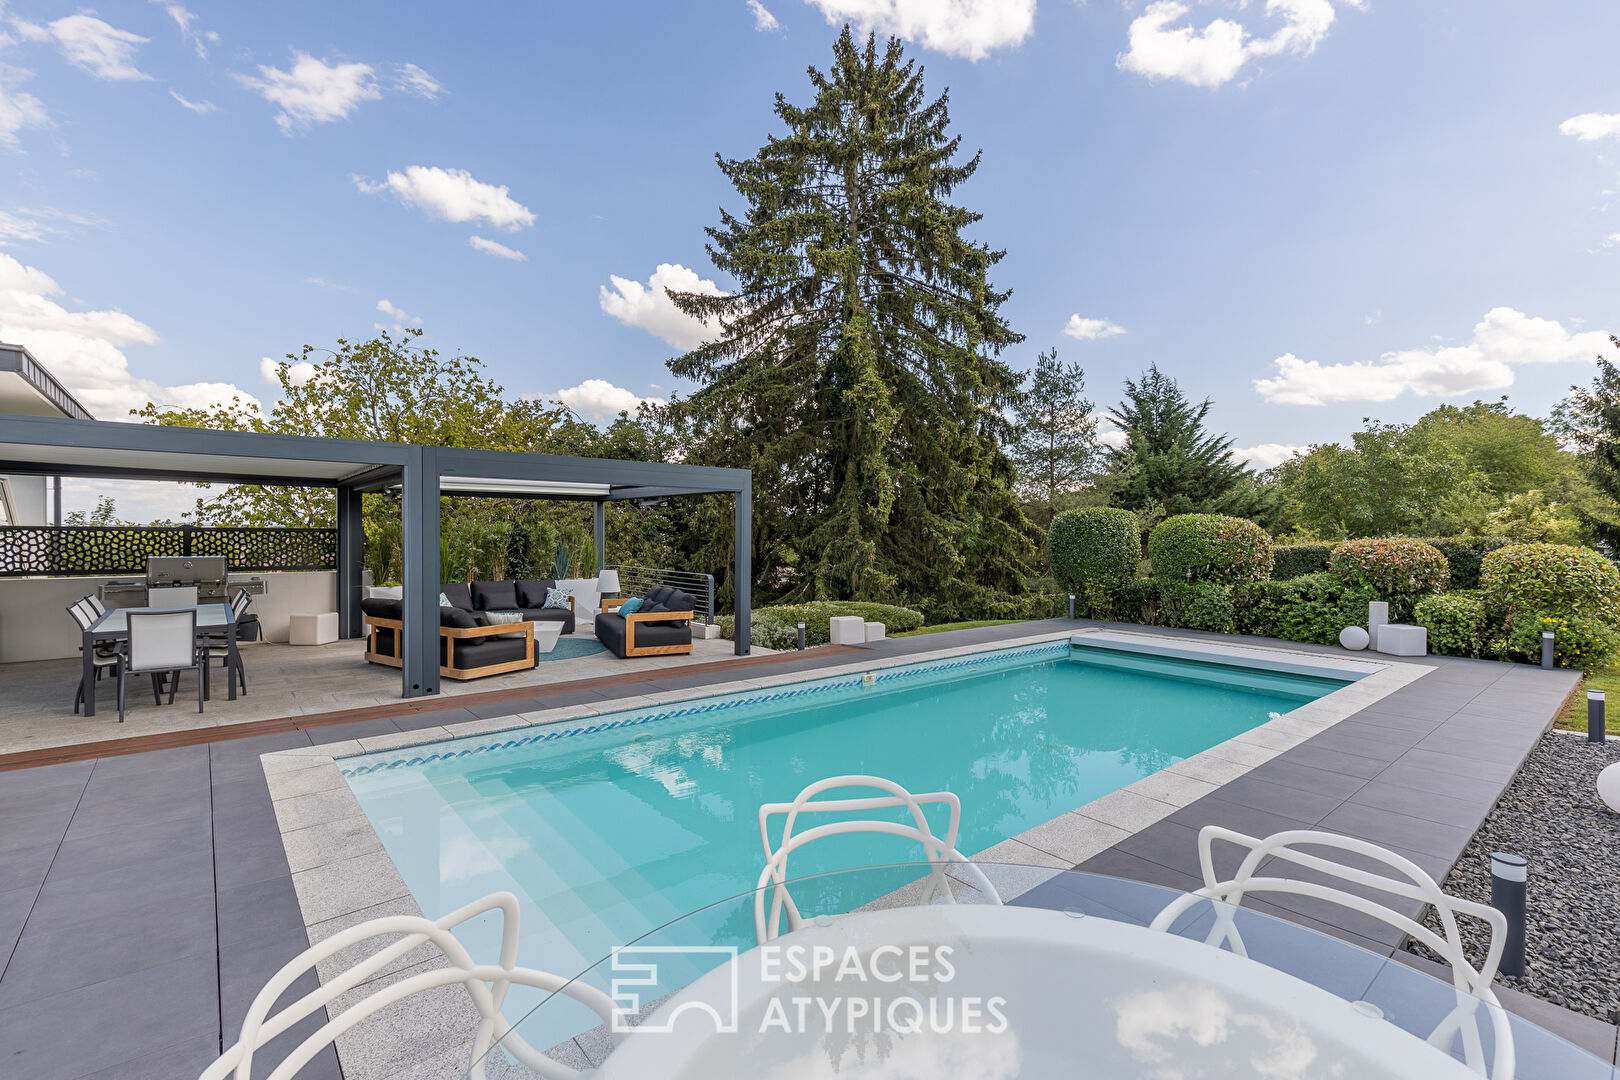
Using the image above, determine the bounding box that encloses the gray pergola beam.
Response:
[336,485,365,639]
[401,446,441,697]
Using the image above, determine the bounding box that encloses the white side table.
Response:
[533,622,563,654]
[288,612,338,646]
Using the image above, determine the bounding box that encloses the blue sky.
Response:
[1,0,1617,518]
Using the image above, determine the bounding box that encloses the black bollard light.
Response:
[796,621,806,651]
[1541,631,1555,669]
[1590,690,1606,744]
[1490,852,1528,977]
[1068,594,1076,620]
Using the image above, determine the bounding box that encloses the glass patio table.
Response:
[465,862,1614,1080]
[80,602,239,716]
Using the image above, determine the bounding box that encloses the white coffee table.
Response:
[532,621,563,654]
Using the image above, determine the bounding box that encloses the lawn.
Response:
[1555,668,1620,736]
[892,619,1024,637]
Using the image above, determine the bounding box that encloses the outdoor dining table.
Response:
[79,602,240,717]
[462,863,1616,1080]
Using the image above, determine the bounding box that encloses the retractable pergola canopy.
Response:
[0,413,753,697]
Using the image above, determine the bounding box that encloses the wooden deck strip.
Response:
[0,644,864,771]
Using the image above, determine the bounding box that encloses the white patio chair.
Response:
[119,609,206,722]
[1148,826,1514,1079]
[754,774,1001,944]
[199,891,619,1080]
[66,598,121,714]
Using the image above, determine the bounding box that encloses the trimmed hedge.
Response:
[1328,537,1448,620]
[1111,578,1162,625]
[1048,508,1141,607]
[1414,591,1487,657]
[1272,543,1334,580]
[719,601,924,650]
[1274,572,1376,645]
[1420,536,1511,590]
[1480,543,1620,624]
[1232,580,1295,637]
[1164,582,1235,633]
[1147,514,1274,586]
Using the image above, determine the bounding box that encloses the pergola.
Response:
[0,413,752,697]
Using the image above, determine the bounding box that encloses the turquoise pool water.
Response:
[342,641,1350,1025]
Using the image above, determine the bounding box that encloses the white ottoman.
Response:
[829,615,867,645]
[288,612,339,646]
[865,621,886,641]
[1376,623,1427,657]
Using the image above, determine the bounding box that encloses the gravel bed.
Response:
[1407,731,1620,1022]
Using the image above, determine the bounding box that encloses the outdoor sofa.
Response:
[359,579,577,680]
[594,584,697,658]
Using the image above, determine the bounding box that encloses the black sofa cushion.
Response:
[445,634,531,670]
[440,582,474,611]
[514,579,557,608]
[360,597,403,620]
[643,589,696,626]
[643,583,673,607]
[518,606,576,635]
[471,580,520,611]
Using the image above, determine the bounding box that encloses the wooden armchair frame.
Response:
[363,616,536,680]
[600,600,695,657]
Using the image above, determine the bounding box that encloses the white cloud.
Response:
[748,0,782,32]
[169,90,214,113]
[259,355,317,386]
[804,0,1034,61]
[1560,112,1620,142]
[1254,307,1610,406]
[393,63,441,99]
[552,379,668,423]
[151,2,218,60]
[353,166,534,231]
[1118,0,1353,89]
[0,205,102,244]
[236,52,380,134]
[599,263,727,350]
[18,15,152,81]
[0,251,256,419]
[468,235,527,261]
[0,65,49,148]
[1063,315,1126,340]
[1095,411,1127,449]
[374,298,421,332]
[1233,442,1304,469]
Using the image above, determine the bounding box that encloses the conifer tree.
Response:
[1557,337,1620,548]
[1104,364,1265,530]
[665,28,1036,615]
[1007,349,1098,528]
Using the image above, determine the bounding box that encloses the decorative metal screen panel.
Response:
[0,526,338,577]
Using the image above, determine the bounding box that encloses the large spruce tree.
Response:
[665,28,1036,616]
[1557,337,1620,548]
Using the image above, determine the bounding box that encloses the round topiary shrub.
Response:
[1480,543,1620,622]
[1147,514,1274,586]
[1328,537,1448,618]
[1048,508,1141,606]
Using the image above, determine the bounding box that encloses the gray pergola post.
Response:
[734,481,751,655]
[336,485,365,639]
[592,499,606,576]
[401,446,441,697]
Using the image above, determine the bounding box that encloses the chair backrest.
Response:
[85,593,107,616]
[152,584,198,607]
[199,891,618,1080]
[127,610,197,672]
[231,588,253,616]
[66,598,97,632]
[754,774,1000,943]
[1148,826,1513,1078]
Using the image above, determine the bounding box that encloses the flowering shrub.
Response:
[1480,543,1620,622]
[1328,537,1448,619]
[1507,614,1617,674]
[1147,514,1274,585]
[1414,591,1487,657]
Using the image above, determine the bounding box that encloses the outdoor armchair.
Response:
[594,583,696,658]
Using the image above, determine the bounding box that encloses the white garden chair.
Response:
[1148,826,1514,1079]
[754,774,1001,944]
[199,891,618,1080]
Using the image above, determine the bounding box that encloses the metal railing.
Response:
[0,525,338,577]
[605,564,716,624]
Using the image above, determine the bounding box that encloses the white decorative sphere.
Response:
[1598,762,1620,814]
[1339,626,1370,651]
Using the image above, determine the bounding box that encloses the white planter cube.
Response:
[288,612,339,646]
[865,621,886,641]
[829,615,867,646]
[1375,622,1427,657]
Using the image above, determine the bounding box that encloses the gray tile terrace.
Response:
[0,619,1608,1079]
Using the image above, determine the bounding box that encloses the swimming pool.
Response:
[342,640,1354,1017]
